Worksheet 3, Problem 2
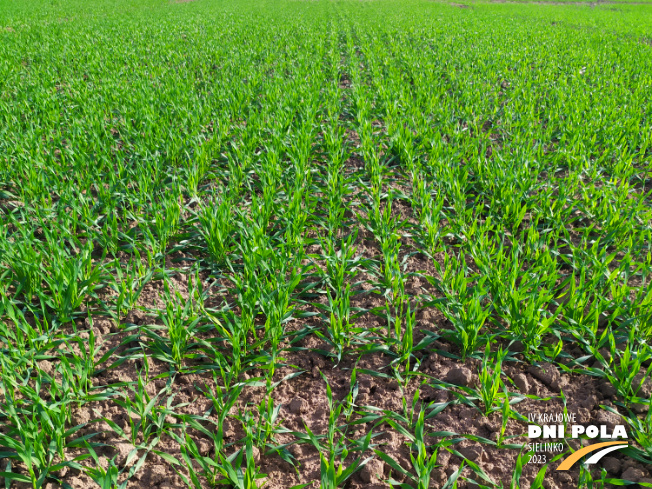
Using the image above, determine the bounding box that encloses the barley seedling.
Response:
[477,344,507,414]
[496,391,512,448]
[509,448,531,489]
[376,409,440,489]
[226,144,248,195]
[636,282,652,339]
[398,300,417,367]
[384,298,418,370]
[417,188,446,257]
[343,368,360,423]
[103,373,182,479]
[383,388,421,433]
[427,249,465,298]
[109,261,152,325]
[259,262,302,379]
[2,228,42,301]
[205,376,243,440]
[321,122,351,237]
[482,245,558,357]
[251,388,283,450]
[186,137,217,197]
[177,415,266,489]
[304,377,373,488]
[197,190,234,267]
[0,369,89,488]
[241,372,303,455]
[325,284,353,360]
[601,329,652,404]
[445,175,474,237]
[141,273,207,372]
[57,330,108,402]
[285,180,309,249]
[0,291,38,363]
[362,197,407,306]
[316,233,360,358]
[40,240,106,324]
[488,175,530,233]
[97,208,121,258]
[108,374,162,447]
[84,444,122,489]
[172,381,244,483]
[141,191,182,258]
[434,268,490,360]
[209,307,251,379]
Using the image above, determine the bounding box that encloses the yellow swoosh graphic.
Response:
[556,441,629,471]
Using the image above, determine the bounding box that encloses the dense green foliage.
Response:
[1,0,651,487]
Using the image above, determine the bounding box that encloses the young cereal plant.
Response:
[57,329,115,403]
[108,260,152,325]
[102,373,183,477]
[226,141,249,195]
[197,190,234,267]
[430,262,490,360]
[141,191,182,259]
[412,177,446,257]
[343,368,360,424]
[316,232,361,360]
[230,222,303,379]
[0,291,43,364]
[382,388,422,433]
[2,228,42,302]
[385,298,422,371]
[487,175,530,234]
[321,122,350,237]
[477,344,508,415]
[304,376,373,489]
[284,180,309,250]
[325,283,354,360]
[480,243,558,357]
[250,383,284,451]
[600,329,652,405]
[97,206,121,259]
[184,139,214,197]
[238,374,303,459]
[176,416,267,489]
[634,281,652,339]
[171,379,244,485]
[258,251,303,379]
[376,409,441,489]
[83,444,123,489]
[364,199,406,305]
[141,274,206,373]
[40,239,106,325]
[0,370,90,488]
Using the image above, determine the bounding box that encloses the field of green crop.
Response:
[1,0,652,487]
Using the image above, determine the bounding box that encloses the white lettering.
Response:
[543,425,557,438]
[612,425,627,439]
[586,425,599,438]
[529,425,542,438]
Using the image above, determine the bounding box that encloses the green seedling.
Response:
[0,368,91,488]
[477,344,507,414]
[376,409,441,489]
[140,275,206,372]
[304,375,373,488]
[197,191,234,267]
[176,416,266,489]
